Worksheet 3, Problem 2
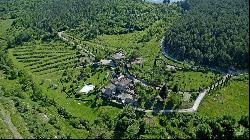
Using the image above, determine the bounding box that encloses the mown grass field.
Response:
[0,19,14,47]
[198,74,249,119]
[91,31,144,54]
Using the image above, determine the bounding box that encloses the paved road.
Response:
[135,74,231,113]
[133,37,233,113]
[133,38,233,113]
[160,37,184,65]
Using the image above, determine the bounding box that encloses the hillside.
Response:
[0,0,249,139]
[164,0,249,70]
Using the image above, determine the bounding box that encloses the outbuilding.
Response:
[78,85,95,94]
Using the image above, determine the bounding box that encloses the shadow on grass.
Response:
[152,100,164,115]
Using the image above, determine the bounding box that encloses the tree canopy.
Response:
[164,0,249,70]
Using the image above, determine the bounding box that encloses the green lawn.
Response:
[198,74,249,119]
[0,19,13,33]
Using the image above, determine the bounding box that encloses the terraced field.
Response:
[9,41,82,77]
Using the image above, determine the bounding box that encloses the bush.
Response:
[48,117,58,126]
[69,117,86,129]
[239,115,249,128]
[57,107,72,119]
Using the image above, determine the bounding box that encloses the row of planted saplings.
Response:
[32,59,78,73]
[24,53,73,67]
[206,74,232,94]
[29,55,77,70]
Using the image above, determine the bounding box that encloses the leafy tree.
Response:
[114,105,139,138]
[159,84,168,100]
[15,31,32,45]
[172,84,179,92]
[239,115,249,128]
[163,0,170,4]
[169,93,182,109]
[123,121,140,139]
[30,82,43,102]
[196,123,212,139]
[209,119,224,139]
[218,115,237,139]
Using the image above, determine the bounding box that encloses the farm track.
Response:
[0,102,23,139]
[58,31,96,57]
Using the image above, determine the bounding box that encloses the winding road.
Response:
[153,37,233,113]
[134,74,231,113]
[58,31,233,113]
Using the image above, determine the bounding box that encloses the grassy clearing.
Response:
[198,74,249,119]
[168,70,221,92]
[90,31,144,54]
[0,19,14,39]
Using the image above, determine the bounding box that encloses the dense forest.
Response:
[164,0,249,70]
[0,0,180,44]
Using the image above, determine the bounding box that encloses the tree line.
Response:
[1,0,181,43]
